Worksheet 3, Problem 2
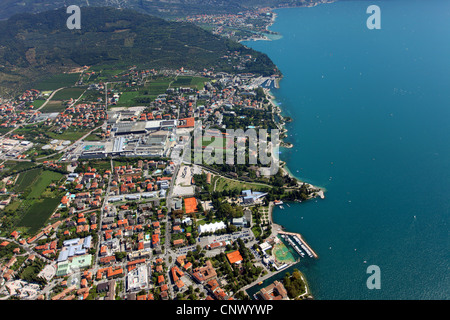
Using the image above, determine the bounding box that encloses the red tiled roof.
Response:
[226,250,243,264]
[177,117,195,128]
[184,197,197,214]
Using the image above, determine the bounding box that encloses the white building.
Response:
[198,221,226,234]
[260,241,272,252]
[126,264,149,292]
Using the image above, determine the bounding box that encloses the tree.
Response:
[282,269,306,299]
[114,251,127,261]
[255,87,266,101]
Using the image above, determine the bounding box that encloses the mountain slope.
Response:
[0,7,278,94]
[0,0,325,20]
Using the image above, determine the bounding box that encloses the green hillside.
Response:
[0,7,278,95]
[0,0,323,20]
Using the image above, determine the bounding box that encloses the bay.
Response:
[243,0,450,299]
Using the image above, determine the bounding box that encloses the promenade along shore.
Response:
[265,86,326,199]
[241,85,323,299]
[244,202,318,300]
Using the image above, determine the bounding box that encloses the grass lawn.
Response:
[3,199,22,213]
[47,127,91,141]
[191,76,209,90]
[84,133,103,141]
[113,77,175,107]
[113,160,131,168]
[116,91,140,106]
[40,88,85,113]
[0,127,12,135]
[171,76,208,90]
[214,176,271,193]
[12,169,64,234]
[33,73,81,91]
[19,263,40,279]
[16,197,61,234]
[27,170,63,199]
[79,160,111,173]
[36,155,61,164]
[98,69,125,77]
[171,76,192,87]
[83,127,103,141]
[201,136,222,147]
[31,99,46,109]
[146,81,170,96]
[145,80,172,95]
[251,225,262,238]
[79,89,103,103]
[1,161,38,176]
[14,168,42,193]
[51,87,85,101]
[196,217,223,226]
[14,123,90,142]
[40,100,64,113]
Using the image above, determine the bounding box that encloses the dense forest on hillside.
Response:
[0,7,278,94]
[0,0,327,20]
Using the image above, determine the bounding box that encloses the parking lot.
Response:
[172,165,195,197]
[173,229,254,256]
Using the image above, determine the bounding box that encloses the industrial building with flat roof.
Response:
[56,254,92,277]
[127,264,149,292]
[112,120,177,136]
[57,236,92,263]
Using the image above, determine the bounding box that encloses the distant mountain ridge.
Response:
[0,7,278,95]
[0,0,331,21]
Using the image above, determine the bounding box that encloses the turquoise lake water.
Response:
[243,0,450,299]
